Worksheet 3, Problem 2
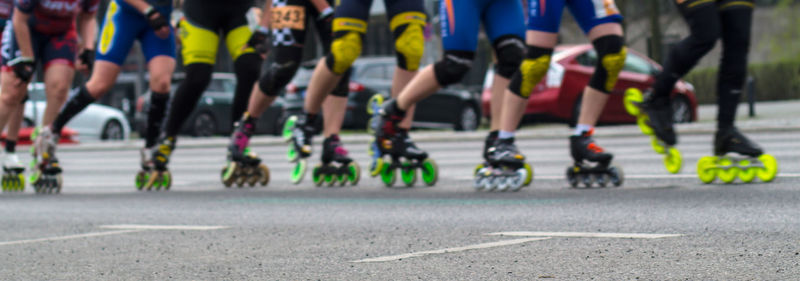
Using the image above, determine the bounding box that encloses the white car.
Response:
[24,83,131,141]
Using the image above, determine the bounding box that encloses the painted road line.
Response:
[0,230,144,247]
[488,231,682,239]
[351,237,551,263]
[456,173,800,181]
[100,224,229,230]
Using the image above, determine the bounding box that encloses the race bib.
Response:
[272,5,305,30]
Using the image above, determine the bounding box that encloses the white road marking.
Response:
[0,230,144,247]
[100,224,229,230]
[456,173,800,181]
[488,231,682,239]
[351,237,550,263]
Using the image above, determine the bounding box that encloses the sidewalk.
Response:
[61,100,800,152]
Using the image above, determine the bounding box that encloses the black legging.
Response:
[652,0,753,129]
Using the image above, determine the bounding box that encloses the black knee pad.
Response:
[330,68,352,98]
[492,35,525,79]
[588,35,627,94]
[258,60,300,97]
[433,51,474,87]
[508,45,553,98]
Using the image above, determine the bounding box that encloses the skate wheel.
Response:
[473,167,490,190]
[287,145,299,162]
[366,94,384,115]
[221,163,238,188]
[738,165,757,183]
[291,159,307,184]
[400,162,417,187]
[566,166,579,188]
[609,166,624,187]
[366,117,376,134]
[282,115,297,141]
[370,158,385,177]
[581,173,593,188]
[664,147,682,174]
[594,173,607,188]
[55,174,63,193]
[18,174,26,192]
[135,171,148,190]
[324,170,336,187]
[757,154,778,182]
[235,171,247,187]
[650,137,666,154]
[523,163,533,187]
[247,168,259,187]
[696,156,718,184]
[336,171,348,187]
[346,162,360,186]
[311,164,324,187]
[717,158,738,184]
[623,88,643,116]
[473,163,485,176]
[258,164,270,186]
[420,158,438,187]
[637,116,654,136]
[380,164,396,187]
[484,175,498,191]
[496,176,511,192]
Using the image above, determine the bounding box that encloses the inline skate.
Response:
[473,137,532,192]
[30,127,62,193]
[221,118,270,188]
[145,137,173,191]
[565,130,623,188]
[311,134,360,187]
[282,115,314,184]
[134,147,154,190]
[696,127,778,184]
[370,98,437,188]
[623,88,682,174]
[2,152,25,192]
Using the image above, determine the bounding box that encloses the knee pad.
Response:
[325,17,367,75]
[508,45,553,98]
[588,35,627,94]
[330,68,352,98]
[390,12,426,71]
[258,60,300,96]
[433,51,474,87]
[493,36,525,79]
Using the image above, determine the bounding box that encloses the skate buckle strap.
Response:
[234,132,249,153]
[334,146,348,157]
[587,143,604,153]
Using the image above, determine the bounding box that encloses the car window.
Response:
[384,64,395,79]
[290,67,314,87]
[207,79,227,92]
[359,65,385,80]
[623,53,654,75]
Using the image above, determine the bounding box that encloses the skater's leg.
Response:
[500,31,557,134]
[145,56,175,148]
[42,64,75,127]
[574,23,625,133]
[716,1,753,130]
[382,0,427,122]
[6,102,25,148]
[52,61,120,136]
[0,72,29,157]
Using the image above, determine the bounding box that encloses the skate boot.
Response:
[282,114,315,184]
[221,118,270,188]
[2,152,26,192]
[474,137,533,192]
[371,100,437,187]
[696,127,777,184]
[623,88,682,173]
[565,130,623,188]
[145,136,174,190]
[311,134,360,187]
[31,127,62,194]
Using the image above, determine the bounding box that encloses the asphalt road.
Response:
[1,128,798,280]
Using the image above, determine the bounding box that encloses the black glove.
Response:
[79,49,94,72]
[247,26,270,55]
[145,7,169,31]
[8,57,35,82]
[318,7,334,36]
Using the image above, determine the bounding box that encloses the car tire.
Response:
[454,103,479,131]
[192,112,217,137]
[101,119,125,140]
[671,96,692,123]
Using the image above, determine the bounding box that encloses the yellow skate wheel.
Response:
[380,164,396,187]
[664,147,682,174]
[717,158,738,184]
[523,163,533,186]
[637,116,654,136]
[258,164,270,186]
[1,175,7,192]
[650,137,666,154]
[347,162,360,186]
[17,174,26,192]
[696,156,718,184]
[474,163,484,176]
[370,158,385,177]
[421,158,438,187]
[311,164,324,187]
[738,163,757,183]
[366,94,384,115]
[757,154,778,182]
[623,88,643,116]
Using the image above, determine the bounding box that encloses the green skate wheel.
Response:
[523,163,533,186]
[420,158,438,187]
[380,164,396,187]
[697,156,718,184]
[221,163,237,188]
[282,115,297,141]
[291,159,307,184]
[757,154,778,182]
[664,147,682,174]
[366,94,384,115]
[738,162,757,183]
[370,158,384,177]
[400,162,416,187]
[650,137,665,154]
[258,164,270,186]
[287,145,299,162]
[311,164,324,187]
[135,171,148,190]
[717,158,738,184]
[346,162,360,186]
[623,88,643,116]
[637,116,654,136]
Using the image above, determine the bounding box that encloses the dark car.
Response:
[135,73,286,137]
[286,57,482,131]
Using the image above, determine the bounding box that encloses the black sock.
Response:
[146,92,169,148]
[53,85,95,135]
[5,140,16,153]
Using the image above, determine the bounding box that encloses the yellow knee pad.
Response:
[390,12,426,71]
[600,47,627,92]
[178,18,220,65]
[518,55,551,98]
[329,17,367,75]
[225,25,256,60]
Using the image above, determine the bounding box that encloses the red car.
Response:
[481,44,698,125]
